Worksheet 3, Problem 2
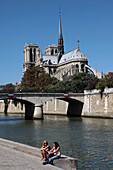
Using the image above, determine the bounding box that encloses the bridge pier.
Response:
[25,103,34,120]
[33,104,43,120]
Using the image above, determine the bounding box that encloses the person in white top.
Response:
[43,141,61,165]
[40,140,50,161]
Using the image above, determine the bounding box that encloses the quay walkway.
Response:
[0,138,78,170]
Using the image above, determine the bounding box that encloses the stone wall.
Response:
[84,88,113,118]
[0,100,25,114]
[43,98,68,115]
[0,99,68,115]
[0,101,4,113]
[54,59,88,80]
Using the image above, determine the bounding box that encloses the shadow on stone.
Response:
[52,155,78,170]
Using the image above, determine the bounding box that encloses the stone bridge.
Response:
[0,93,84,120]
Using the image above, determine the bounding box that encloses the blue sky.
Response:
[0,0,113,85]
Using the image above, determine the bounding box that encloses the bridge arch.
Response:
[0,97,35,120]
[57,97,84,117]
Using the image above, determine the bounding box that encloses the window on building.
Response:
[51,49,54,55]
[49,68,52,75]
[30,48,32,62]
[75,64,79,73]
[81,64,84,72]
[55,49,57,54]
[34,48,36,62]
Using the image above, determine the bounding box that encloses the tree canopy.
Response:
[2,83,15,92]
[21,66,53,91]
[96,74,113,92]
[21,69,97,93]
[44,72,95,93]
[2,67,113,94]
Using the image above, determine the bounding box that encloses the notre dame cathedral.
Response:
[23,12,102,80]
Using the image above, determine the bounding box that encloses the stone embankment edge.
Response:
[0,138,78,170]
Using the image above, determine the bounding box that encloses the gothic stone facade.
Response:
[23,12,102,80]
[23,43,88,81]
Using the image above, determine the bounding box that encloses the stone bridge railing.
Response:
[0,92,84,104]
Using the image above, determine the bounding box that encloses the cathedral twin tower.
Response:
[23,11,64,73]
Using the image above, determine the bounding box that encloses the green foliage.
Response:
[70,72,95,92]
[51,77,60,85]
[86,77,99,90]
[20,86,38,92]
[45,73,95,93]
[96,74,113,92]
[44,82,65,93]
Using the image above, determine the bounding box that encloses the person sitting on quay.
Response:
[40,140,50,161]
[43,141,61,165]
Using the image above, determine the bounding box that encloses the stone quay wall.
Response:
[43,98,68,115]
[84,88,113,118]
[0,138,78,170]
[0,100,25,114]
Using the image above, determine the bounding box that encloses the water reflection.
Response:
[0,114,113,169]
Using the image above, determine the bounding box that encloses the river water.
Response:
[0,114,113,169]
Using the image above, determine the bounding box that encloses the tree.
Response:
[86,77,99,90]
[96,74,113,90]
[21,68,96,93]
[45,73,95,93]
[69,72,95,93]
[21,66,44,88]
[96,74,113,98]
[21,66,53,91]
[2,83,15,92]
[36,73,52,90]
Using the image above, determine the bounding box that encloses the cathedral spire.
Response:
[77,40,80,49]
[59,9,63,39]
[58,9,64,63]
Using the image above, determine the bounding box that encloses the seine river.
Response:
[0,114,113,169]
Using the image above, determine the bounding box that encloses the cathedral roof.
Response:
[42,48,87,65]
[43,55,58,65]
[59,48,87,64]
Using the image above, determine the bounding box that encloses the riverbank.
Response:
[0,115,112,168]
[0,138,78,170]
